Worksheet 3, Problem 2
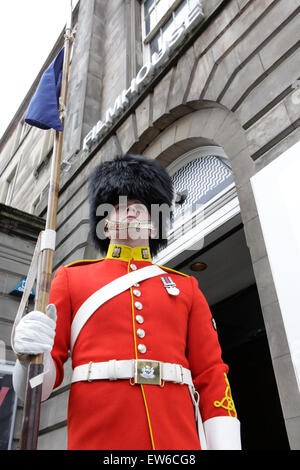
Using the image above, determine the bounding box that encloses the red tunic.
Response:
[49,244,237,450]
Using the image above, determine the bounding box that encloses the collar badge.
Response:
[141,248,149,259]
[112,246,121,258]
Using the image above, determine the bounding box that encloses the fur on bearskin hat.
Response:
[88,153,174,256]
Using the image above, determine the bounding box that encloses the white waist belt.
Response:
[72,359,193,386]
[71,358,207,450]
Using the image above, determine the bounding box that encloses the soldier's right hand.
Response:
[13,304,57,357]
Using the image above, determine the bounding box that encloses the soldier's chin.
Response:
[127,226,150,241]
[112,228,129,240]
[110,228,146,241]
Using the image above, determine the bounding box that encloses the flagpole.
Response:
[19,3,73,450]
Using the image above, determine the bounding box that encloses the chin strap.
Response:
[104,219,155,230]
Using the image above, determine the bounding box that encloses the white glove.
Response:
[13,304,57,357]
[204,416,242,450]
[12,304,57,402]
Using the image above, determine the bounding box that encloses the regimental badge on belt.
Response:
[160,276,180,296]
[134,360,162,386]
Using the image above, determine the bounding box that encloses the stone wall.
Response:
[2,0,300,449]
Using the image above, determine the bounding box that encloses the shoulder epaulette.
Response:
[65,258,105,268]
[157,265,190,277]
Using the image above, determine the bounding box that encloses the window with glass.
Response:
[143,0,203,59]
[4,166,17,206]
[172,153,234,220]
[152,147,239,262]
[166,147,235,242]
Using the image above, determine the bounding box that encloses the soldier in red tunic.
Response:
[12,154,241,450]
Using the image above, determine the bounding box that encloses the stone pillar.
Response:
[62,0,106,159]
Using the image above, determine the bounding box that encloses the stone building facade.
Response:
[1,0,300,450]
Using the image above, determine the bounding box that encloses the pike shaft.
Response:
[19,10,73,450]
[19,363,43,450]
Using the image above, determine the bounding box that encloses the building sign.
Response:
[82,2,204,151]
[251,140,300,392]
[0,363,18,450]
[9,276,35,299]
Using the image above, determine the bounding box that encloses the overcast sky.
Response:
[0,0,78,140]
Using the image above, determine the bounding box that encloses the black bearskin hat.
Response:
[88,154,174,256]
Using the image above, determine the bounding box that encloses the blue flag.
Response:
[25,48,64,131]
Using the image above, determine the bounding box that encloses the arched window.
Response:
[154,146,239,263]
[169,146,234,220]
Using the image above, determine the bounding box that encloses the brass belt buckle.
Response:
[134,360,162,386]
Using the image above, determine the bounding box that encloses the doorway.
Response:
[170,224,290,450]
[211,285,289,450]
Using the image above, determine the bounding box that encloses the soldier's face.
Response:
[113,199,150,223]
[105,198,155,242]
